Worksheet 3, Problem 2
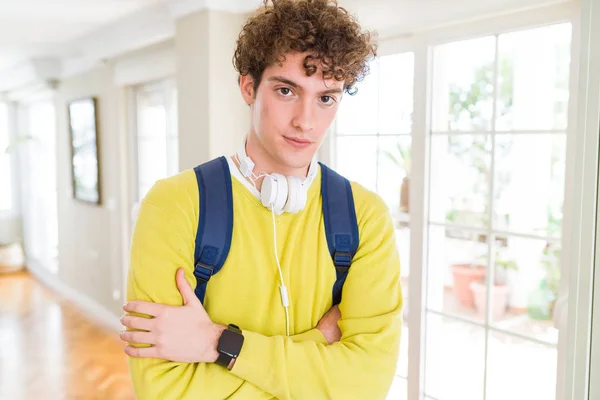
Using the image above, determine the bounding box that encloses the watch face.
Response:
[218,329,244,357]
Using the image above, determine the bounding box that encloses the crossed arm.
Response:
[121,267,342,363]
[122,195,403,400]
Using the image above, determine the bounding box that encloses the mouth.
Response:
[283,136,313,148]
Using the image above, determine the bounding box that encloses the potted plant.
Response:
[527,243,560,320]
[451,261,487,309]
[383,143,411,213]
[470,249,517,320]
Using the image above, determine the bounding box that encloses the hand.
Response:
[120,268,225,363]
[316,305,341,345]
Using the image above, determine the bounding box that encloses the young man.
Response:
[120,0,403,399]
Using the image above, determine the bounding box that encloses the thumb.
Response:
[176,268,198,306]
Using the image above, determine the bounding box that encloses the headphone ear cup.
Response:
[260,175,276,209]
[261,173,288,213]
[272,174,288,213]
[284,176,305,213]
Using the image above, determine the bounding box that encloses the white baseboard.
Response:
[26,260,122,333]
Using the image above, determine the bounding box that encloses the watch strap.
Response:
[215,351,233,368]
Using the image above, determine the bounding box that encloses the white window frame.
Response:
[128,78,178,204]
[329,2,590,399]
[576,1,600,399]
[122,76,178,303]
[0,101,17,216]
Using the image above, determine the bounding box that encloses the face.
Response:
[240,52,344,176]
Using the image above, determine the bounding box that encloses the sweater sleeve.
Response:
[126,180,328,400]
[230,193,404,400]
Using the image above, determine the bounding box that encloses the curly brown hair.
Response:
[233,0,377,95]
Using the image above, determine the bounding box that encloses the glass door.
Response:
[333,51,415,399]
[424,23,572,400]
[585,1,600,397]
[129,78,178,219]
[16,100,59,273]
[590,135,600,398]
[0,103,13,215]
[123,78,178,300]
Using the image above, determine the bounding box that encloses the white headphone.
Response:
[236,139,317,215]
[235,136,318,336]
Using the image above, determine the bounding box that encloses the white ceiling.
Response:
[339,0,570,37]
[0,0,167,71]
[0,0,572,90]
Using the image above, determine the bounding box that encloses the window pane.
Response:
[138,107,166,139]
[386,376,407,400]
[432,36,496,132]
[496,23,572,131]
[430,134,491,228]
[0,103,11,212]
[335,136,377,192]
[377,136,412,217]
[486,330,557,400]
[138,138,168,199]
[379,53,414,135]
[335,60,379,135]
[0,103,8,150]
[135,82,179,203]
[494,134,566,237]
[489,235,560,341]
[0,156,10,211]
[396,324,409,378]
[19,101,59,265]
[425,313,485,399]
[427,225,490,323]
[167,86,179,175]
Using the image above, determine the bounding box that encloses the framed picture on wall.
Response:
[68,97,101,205]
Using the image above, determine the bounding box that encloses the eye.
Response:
[277,87,293,96]
[320,95,336,105]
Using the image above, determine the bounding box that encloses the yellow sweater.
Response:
[126,160,403,400]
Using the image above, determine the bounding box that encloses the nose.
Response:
[291,99,314,132]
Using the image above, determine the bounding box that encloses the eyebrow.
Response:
[267,76,343,96]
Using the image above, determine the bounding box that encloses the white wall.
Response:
[176,9,249,170]
[56,64,125,316]
[51,10,251,319]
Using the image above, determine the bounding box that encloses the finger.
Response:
[176,268,198,306]
[120,330,157,345]
[124,345,160,359]
[121,315,154,331]
[123,300,165,317]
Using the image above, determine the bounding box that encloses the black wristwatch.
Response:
[216,324,244,369]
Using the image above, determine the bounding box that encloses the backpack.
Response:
[191,156,359,306]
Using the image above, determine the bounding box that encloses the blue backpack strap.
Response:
[319,162,359,305]
[192,156,234,304]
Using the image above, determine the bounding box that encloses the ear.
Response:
[239,74,255,105]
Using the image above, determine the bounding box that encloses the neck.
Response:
[240,132,311,192]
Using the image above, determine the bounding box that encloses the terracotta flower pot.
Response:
[451,263,487,308]
[470,281,510,320]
